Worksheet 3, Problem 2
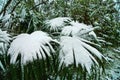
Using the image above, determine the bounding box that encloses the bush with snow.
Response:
[45,17,98,41]
[1,17,107,79]
[44,17,105,74]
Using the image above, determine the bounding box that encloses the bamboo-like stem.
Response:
[21,63,24,80]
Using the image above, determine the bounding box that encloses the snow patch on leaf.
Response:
[61,21,97,41]
[0,29,11,55]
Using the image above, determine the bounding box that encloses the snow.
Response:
[61,26,81,36]
[2,14,11,23]
[113,48,120,53]
[8,31,57,64]
[61,21,97,41]
[70,21,97,36]
[18,8,27,22]
[0,61,5,71]
[45,17,98,41]
[0,0,6,11]
[45,17,71,31]
[79,39,104,60]
[0,29,11,54]
[0,13,3,19]
[103,48,120,80]
[34,0,38,3]
[59,36,104,73]
[48,0,54,3]
[70,21,92,29]
[89,31,97,38]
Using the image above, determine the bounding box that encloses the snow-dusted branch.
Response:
[30,0,47,10]
[0,0,12,15]
[10,0,21,13]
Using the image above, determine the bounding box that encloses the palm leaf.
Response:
[45,17,71,31]
[8,31,58,65]
[59,36,104,74]
[61,21,97,40]
[0,29,11,54]
[0,60,5,71]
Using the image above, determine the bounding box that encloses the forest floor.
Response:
[103,47,120,80]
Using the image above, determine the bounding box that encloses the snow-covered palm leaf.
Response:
[59,36,104,73]
[61,26,80,36]
[61,21,98,40]
[8,31,57,65]
[45,17,71,31]
[70,21,97,38]
[1,13,13,28]
[0,29,11,54]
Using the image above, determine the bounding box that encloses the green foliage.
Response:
[0,0,119,45]
[0,0,119,80]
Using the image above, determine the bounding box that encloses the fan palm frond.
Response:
[61,26,80,36]
[59,36,104,73]
[0,29,11,54]
[45,17,71,31]
[61,21,98,40]
[8,31,57,64]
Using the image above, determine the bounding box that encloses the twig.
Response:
[10,0,21,13]
[30,1,47,10]
[0,0,13,15]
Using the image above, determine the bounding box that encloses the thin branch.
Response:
[30,1,47,10]
[0,0,13,15]
[10,0,21,13]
